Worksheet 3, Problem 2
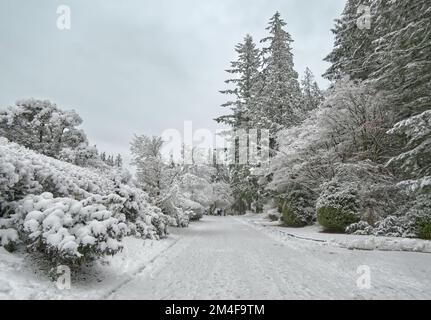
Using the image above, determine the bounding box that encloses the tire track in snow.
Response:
[103,236,181,299]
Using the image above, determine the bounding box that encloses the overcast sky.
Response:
[0,0,345,166]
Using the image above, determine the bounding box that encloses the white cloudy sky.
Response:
[0,0,345,166]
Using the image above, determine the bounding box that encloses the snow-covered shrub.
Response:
[0,141,42,204]
[0,138,109,200]
[0,229,19,252]
[317,181,360,232]
[346,221,373,235]
[0,99,103,168]
[319,161,402,233]
[279,183,315,227]
[317,208,360,233]
[177,196,203,222]
[111,183,168,237]
[418,219,431,240]
[373,216,406,238]
[173,208,190,228]
[346,216,407,237]
[156,191,190,228]
[347,216,407,237]
[146,208,170,238]
[281,204,307,227]
[346,194,431,239]
[160,204,190,228]
[0,216,19,252]
[13,193,127,266]
[0,139,168,245]
[58,143,102,168]
[370,178,431,239]
[335,162,399,218]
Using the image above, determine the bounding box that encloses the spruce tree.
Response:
[300,67,324,113]
[215,34,261,129]
[369,0,431,121]
[115,154,123,167]
[215,35,262,214]
[323,0,374,81]
[247,12,302,136]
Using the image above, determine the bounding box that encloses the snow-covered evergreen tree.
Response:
[59,143,100,168]
[326,0,430,121]
[368,0,431,121]
[324,0,374,81]
[215,34,261,129]
[215,35,263,214]
[247,12,302,136]
[384,109,431,238]
[229,165,260,213]
[386,110,431,182]
[300,67,324,114]
[115,154,123,168]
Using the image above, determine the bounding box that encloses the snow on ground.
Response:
[1,215,431,300]
[240,213,431,254]
[110,216,431,300]
[0,235,178,299]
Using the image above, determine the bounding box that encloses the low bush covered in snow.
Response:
[0,138,169,265]
[346,189,431,240]
[316,181,360,233]
[169,207,190,228]
[418,220,431,240]
[316,162,405,234]
[17,193,126,265]
[0,227,19,252]
[279,183,315,227]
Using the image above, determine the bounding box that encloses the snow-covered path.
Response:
[110,216,431,300]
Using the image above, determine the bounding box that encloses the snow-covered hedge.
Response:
[0,138,169,264]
